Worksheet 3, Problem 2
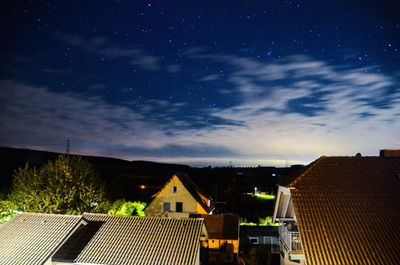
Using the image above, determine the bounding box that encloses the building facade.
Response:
[145,173,213,218]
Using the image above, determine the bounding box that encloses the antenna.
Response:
[66,139,70,154]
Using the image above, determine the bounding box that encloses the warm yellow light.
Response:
[139,185,146,189]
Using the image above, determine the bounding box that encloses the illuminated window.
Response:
[176,202,183,212]
[249,237,259,244]
[163,202,171,212]
[173,186,177,193]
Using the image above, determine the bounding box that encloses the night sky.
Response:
[1,1,399,166]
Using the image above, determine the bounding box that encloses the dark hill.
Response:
[0,147,189,201]
[0,146,304,218]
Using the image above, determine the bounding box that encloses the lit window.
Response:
[249,237,259,244]
[163,202,171,212]
[173,186,177,193]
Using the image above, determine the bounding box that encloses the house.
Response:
[191,214,240,264]
[145,173,214,218]
[239,225,279,253]
[0,212,209,265]
[273,150,400,265]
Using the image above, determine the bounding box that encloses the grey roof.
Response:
[0,212,82,265]
[54,213,205,265]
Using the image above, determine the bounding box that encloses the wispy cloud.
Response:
[0,80,238,164]
[58,33,179,73]
[183,49,400,161]
[1,48,399,166]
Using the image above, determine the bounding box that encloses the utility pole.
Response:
[66,139,70,154]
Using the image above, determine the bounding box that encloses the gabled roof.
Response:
[288,156,400,265]
[191,214,239,240]
[0,212,82,265]
[55,213,206,265]
[155,173,214,213]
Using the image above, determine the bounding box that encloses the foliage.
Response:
[240,222,262,226]
[10,155,106,214]
[0,199,17,224]
[108,199,146,217]
[259,216,280,226]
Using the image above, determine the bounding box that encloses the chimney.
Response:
[380,149,400,157]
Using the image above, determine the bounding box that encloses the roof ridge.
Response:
[288,156,326,188]
[83,213,204,220]
[19,212,82,218]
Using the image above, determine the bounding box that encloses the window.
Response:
[249,237,259,244]
[173,186,177,193]
[176,202,183,212]
[163,202,171,212]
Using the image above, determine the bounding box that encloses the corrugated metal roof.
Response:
[0,212,82,265]
[289,156,400,265]
[63,213,205,265]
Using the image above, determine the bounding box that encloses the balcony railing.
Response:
[279,224,303,252]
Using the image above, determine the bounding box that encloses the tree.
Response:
[107,199,146,217]
[10,155,106,214]
[0,199,17,224]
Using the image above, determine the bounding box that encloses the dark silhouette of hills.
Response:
[0,146,304,219]
[0,147,189,200]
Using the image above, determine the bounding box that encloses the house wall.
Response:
[206,239,239,254]
[145,175,207,217]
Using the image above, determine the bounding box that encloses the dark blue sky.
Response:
[1,1,399,166]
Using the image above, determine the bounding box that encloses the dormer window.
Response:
[173,186,177,193]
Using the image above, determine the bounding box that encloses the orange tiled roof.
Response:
[288,156,400,265]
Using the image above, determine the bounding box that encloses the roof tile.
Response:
[290,156,400,265]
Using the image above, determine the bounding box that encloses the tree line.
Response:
[0,155,145,224]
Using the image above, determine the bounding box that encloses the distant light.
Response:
[139,185,146,189]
